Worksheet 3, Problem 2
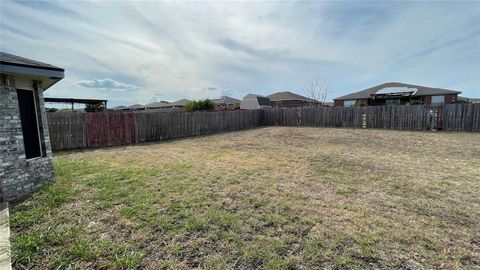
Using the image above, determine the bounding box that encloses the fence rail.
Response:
[47,104,480,151]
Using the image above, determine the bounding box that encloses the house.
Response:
[112,99,191,112]
[126,104,146,111]
[110,105,128,111]
[0,52,64,202]
[165,99,191,108]
[240,94,272,110]
[333,82,461,107]
[212,96,241,109]
[266,91,317,108]
[144,101,170,110]
[148,99,191,110]
[323,101,334,107]
[458,96,480,104]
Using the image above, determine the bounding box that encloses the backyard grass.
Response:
[9,127,480,269]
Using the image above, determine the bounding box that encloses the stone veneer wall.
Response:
[0,74,55,202]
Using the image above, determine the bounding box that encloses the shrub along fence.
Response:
[47,103,480,151]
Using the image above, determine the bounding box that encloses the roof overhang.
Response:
[44,97,106,104]
[0,63,64,90]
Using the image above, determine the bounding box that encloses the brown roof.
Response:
[213,96,241,105]
[128,104,144,109]
[334,82,461,101]
[171,99,191,106]
[267,91,316,102]
[145,101,170,108]
[111,105,127,110]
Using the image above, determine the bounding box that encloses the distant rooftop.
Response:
[128,104,144,109]
[213,96,241,105]
[111,105,128,110]
[171,99,191,106]
[334,82,461,101]
[145,101,170,108]
[267,91,316,102]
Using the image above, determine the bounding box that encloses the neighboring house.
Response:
[333,82,461,107]
[266,91,317,108]
[458,96,480,104]
[167,99,191,108]
[111,99,191,111]
[144,101,170,110]
[110,105,128,111]
[0,52,64,202]
[126,104,146,111]
[212,96,241,109]
[240,94,272,110]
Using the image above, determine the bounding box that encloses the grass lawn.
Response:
[9,127,480,269]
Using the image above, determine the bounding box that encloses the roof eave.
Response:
[1,63,64,90]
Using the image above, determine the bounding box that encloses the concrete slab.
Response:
[0,203,11,270]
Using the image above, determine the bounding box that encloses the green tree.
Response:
[85,103,106,112]
[185,99,215,111]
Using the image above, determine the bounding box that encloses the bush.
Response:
[356,100,367,107]
[408,100,421,105]
[185,99,215,112]
[85,103,105,112]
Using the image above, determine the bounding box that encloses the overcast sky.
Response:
[1,1,479,106]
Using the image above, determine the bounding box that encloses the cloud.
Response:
[1,1,479,107]
[74,79,142,92]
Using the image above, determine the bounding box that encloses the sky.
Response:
[1,1,479,107]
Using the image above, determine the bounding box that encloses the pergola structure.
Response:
[44,97,108,111]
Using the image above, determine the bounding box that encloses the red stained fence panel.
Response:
[85,113,136,147]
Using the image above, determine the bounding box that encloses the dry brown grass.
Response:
[10,127,480,269]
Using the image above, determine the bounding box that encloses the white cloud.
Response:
[1,1,479,106]
[74,79,141,92]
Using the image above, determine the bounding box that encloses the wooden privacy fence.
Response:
[264,105,436,130]
[48,112,87,150]
[47,104,480,151]
[443,104,480,131]
[47,110,263,150]
[263,104,480,131]
[135,110,263,142]
[85,113,136,147]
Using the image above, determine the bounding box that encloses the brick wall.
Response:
[0,74,54,202]
[333,100,344,107]
[444,94,458,104]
